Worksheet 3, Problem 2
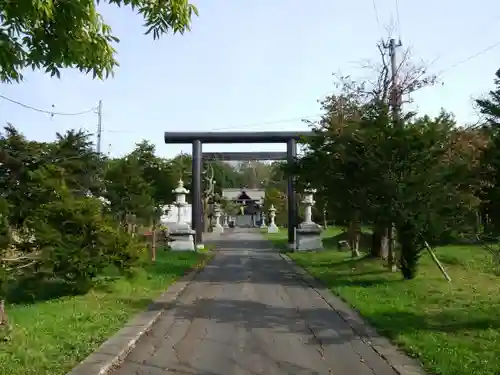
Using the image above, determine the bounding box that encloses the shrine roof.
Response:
[222,188,265,201]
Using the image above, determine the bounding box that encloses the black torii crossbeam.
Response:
[202,151,287,161]
[164,131,315,246]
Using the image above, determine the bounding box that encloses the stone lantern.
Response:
[296,186,323,251]
[212,202,224,234]
[267,204,279,233]
[260,211,267,228]
[173,179,189,226]
[301,187,316,227]
[169,179,195,251]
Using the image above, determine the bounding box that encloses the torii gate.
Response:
[164,131,314,246]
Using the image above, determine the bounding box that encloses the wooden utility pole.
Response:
[384,38,402,271]
[96,100,103,154]
[387,38,403,127]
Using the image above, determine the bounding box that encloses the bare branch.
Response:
[1,254,40,262]
[5,260,38,271]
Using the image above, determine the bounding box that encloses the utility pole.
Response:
[96,100,103,154]
[383,38,402,272]
[386,38,403,127]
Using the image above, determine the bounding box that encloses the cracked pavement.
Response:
[111,230,399,375]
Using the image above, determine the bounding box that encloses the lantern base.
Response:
[212,224,224,234]
[267,224,279,233]
[169,228,195,251]
[296,225,323,251]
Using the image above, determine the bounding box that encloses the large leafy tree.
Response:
[0,0,198,82]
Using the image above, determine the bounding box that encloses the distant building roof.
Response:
[222,188,265,201]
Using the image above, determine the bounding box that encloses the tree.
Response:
[27,179,141,292]
[359,109,477,278]
[237,161,274,188]
[0,126,144,315]
[103,156,154,226]
[169,153,193,198]
[476,69,500,234]
[208,161,245,192]
[476,69,500,128]
[263,187,287,226]
[48,130,104,196]
[294,74,477,278]
[0,125,50,227]
[0,0,198,82]
[128,141,177,258]
[295,78,373,256]
[130,140,174,205]
[295,43,438,262]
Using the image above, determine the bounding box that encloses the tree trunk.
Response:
[387,223,398,272]
[371,223,389,258]
[151,221,157,262]
[348,214,360,257]
[0,299,10,341]
[0,300,6,325]
[202,199,210,233]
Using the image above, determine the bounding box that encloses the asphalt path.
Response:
[111,230,398,375]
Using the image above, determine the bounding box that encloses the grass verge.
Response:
[0,250,210,375]
[289,242,500,375]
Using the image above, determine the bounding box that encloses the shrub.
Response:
[27,193,141,292]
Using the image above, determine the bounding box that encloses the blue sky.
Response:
[1,1,499,158]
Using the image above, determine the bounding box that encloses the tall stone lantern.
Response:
[267,204,279,233]
[169,179,195,251]
[301,187,316,227]
[212,202,224,234]
[296,186,323,251]
[173,179,189,226]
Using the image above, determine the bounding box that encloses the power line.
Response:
[436,40,500,76]
[372,0,382,35]
[103,114,322,134]
[0,94,97,116]
[428,15,500,75]
[394,0,402,38]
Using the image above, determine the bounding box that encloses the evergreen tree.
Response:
[477,69,500,234]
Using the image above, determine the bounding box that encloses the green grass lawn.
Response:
[288,238,500,375]
[0,250,210,375]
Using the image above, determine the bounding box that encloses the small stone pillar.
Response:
[296,187,323,251]
[169,179,195,251]
[223,213,230,228]
[259,207,267,228]
[212,203,224,234]
[267,204,279,233]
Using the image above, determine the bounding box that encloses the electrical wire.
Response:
[372,0,382,35]
[103,114,322,134]
[394,0,402,39]
[0,94,97,116]
[436,40,500,77]
[427,14,500,76]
